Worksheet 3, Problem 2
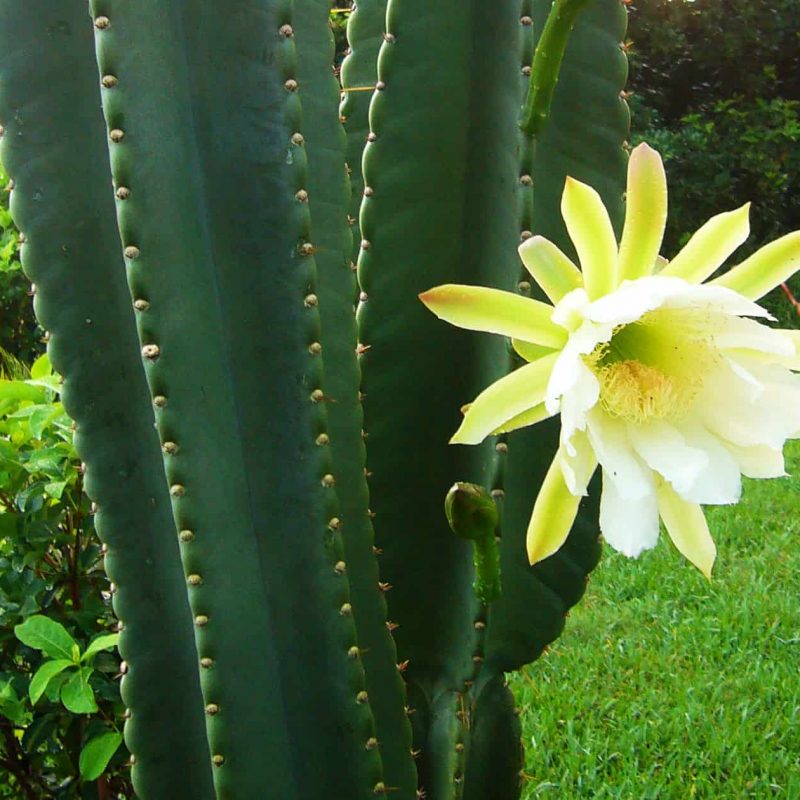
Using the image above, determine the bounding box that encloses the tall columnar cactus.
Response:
[0,1,629,797]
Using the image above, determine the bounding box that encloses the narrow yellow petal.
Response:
[419,284,566,348]
[561,177,618,300]
[490,402,553,435]
[656,481,716,579]
[710,231,800,300]
[518,236,583,304]
[617,143,668,284]
[527,449,595,564]
[660,203,750,284]
[451,353,559,445]
[512,338,557,363]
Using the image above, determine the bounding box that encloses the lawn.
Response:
[513,440,800,799]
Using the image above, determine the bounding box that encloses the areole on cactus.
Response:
[0,0,790,798]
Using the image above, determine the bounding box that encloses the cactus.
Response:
[0,0,628,797]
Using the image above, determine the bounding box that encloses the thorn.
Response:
[372,545,382,556]
[385,621,399,633]
[378,581,392,593]
[396,660,410,673]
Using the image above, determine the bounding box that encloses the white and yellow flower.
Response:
[420,143,800,578]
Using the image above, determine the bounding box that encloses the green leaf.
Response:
[14,615,78,661]
[0,380,44,403]
[29,659,73,704]
[79,732,122,781]
[81,634,119,662]
[0,680,29,726]
[61,667,97,714]
[44,480,67,500]
[29,353,51,380]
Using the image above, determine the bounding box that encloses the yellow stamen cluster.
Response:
[597,360,685,423]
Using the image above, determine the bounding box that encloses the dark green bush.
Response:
[633,97,800,328]
[0,169,40,364]
[0,356,129,798]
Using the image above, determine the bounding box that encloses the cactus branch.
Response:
[519,0,593,136]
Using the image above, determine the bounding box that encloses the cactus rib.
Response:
[89,0,384,794]
[0,3,214,796]
[294,0,417,794]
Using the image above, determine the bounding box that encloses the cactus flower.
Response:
[420,143,800,577]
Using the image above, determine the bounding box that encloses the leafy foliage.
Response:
[0,355,129,798]
[627,0,800,124]
[628,1,800,329]
[0,167,40,363]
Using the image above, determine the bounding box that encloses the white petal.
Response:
[585,409,653,500]
[697,358,800,449]
[626,420,709,497]
[559,428,597,496]
[724,442,786,479]
[547,352,601,446]
[551,287,590,331]
[663,283,772,319]
[713,316,795,358]
[586,276,772,328]
[586,276,688,326]
[599,468,660,557]
[671,421,742,505]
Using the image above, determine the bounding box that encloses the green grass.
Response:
[512,440,800,799]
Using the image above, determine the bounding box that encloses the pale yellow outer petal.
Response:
[527,449,596,564]
[617,143,668,284]
[451,353,559,445]
[711,231,800,300]
[491,402,553,435]
[419,284,566,348]
[655,481,716,579]
[659,203,751,284]
[561,177,618,300]
[511,338,557,363]
[518,236,583,304]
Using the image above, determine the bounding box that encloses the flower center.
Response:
[587,307,722,424]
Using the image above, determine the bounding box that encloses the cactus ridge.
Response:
[293,0,417,794]
[356,1,522,794]
[0,4,216,796]
[340,0,388,268]
[89,0,386,795]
